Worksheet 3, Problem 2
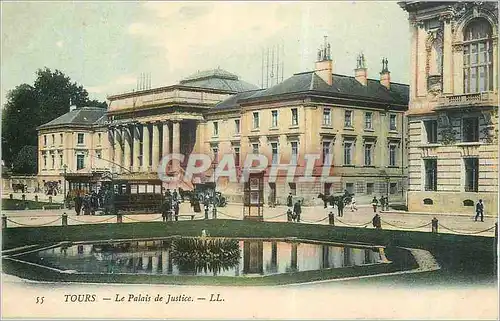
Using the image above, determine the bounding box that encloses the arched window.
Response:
[463,18,493,93]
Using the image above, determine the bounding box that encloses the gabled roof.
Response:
[240,71,408,107]
[38,106,107,130]
[179,68,259,92]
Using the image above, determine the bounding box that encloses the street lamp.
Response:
[212,160,217,219]
[62,164,68,208]
[385,175,390,210]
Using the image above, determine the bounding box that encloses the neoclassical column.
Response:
[133,124,141,172]
[416,21,427,97]
[442,16,453,94]
[113,127,122,173]
[172,121,181,171]
[143,123,150,172]
[172,121,180,155]
[152,123,160,171]
[162,122,170,157]
[123,126,132,172]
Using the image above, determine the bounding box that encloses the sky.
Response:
[1,1,411,107]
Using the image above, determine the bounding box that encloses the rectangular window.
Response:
[344,142,352,165]
[77,133,84,144]
[253,112,259,129]
[52,134,55,145]
[234,146,240,167]
[365,112,373,129]
[389,114,397,131]
[464,158,479,192]
[389,144,397,166]
[424,159,437,191]
[345,183,354,194]
[59,154,63,167]
[213,121,219,136]
[76,154,85,170]
[322,141,331,164]
[235,119,240,135]
[366,183,374,195]
[271,110,278,127]
[98,133,102,144]
[51,155,55,169]
[291,108,298,126]
[323,108,331,126]
[424,120,438,143]
[390,182,397,194]
[44,135,47,146]
[344,110,353,127]
[252,143,259,154]
[289,183,297,196]
[60,133,63,145]
[291,141,298,164]
[364,144,372,166]
[462,117,479,142]
[271,142,279,164]
[43,155,47,168]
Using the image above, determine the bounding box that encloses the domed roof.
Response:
[179,67,258,92]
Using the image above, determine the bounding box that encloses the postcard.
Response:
[1,1,498,320]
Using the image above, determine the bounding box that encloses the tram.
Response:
[112,179,164,213]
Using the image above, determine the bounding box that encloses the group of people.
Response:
[73,191,101,216]
[371,196,390,213]
[161,189,181,222]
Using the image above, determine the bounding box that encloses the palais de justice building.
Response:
[400,2,498,215]
[38,41,409,205]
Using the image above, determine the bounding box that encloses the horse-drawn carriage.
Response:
[317,191,354,208]
[11,183,27,193]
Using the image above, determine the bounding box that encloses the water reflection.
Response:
[26,239,383,277]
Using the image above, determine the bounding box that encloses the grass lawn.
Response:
[2,198,63,210]
[2,219,497,286]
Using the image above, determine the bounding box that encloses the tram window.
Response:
[130,184,138,194]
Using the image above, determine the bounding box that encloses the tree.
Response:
[12,145,38,174]
[2,67,107,170]
[2,84,39,164]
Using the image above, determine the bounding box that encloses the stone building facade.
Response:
[37,106,109,187]
[37,43,409,206]
[204,44,409,205]
[400,2,498,215]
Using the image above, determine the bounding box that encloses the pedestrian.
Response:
[337,197,344,217]
[350,196,358,212]
[286,208,293,222]
[287,193,293,208]
[161,200,169,222]
[173,200,180,221]
[379,196,386,212]
[371,196,378,213]
[204,202,210,220]
[384,196,389,211]
[293,200,302,222]
[74,194,82,216]
[172,189,178,203]
[372,213,382,229]
[475,199,484,222]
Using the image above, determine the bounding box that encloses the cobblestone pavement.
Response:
[2,200,497,237]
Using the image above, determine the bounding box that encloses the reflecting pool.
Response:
[20,238,384,277]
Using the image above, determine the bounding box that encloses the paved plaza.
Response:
[2,192,497,237]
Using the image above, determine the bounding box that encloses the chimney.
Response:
[69,98,77,112]
[315,36,333,85]
[380,57,391,89]
[354,53,368,86]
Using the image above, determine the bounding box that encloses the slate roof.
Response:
[239,71,408,108]
[38,106,107,129]
[212,89,264,111]
[179,68,259,92]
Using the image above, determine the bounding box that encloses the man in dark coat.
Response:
[337,197,344,217]
[287,193,293,208]
[173,201,180,221]
[74,194,83,216]
[293,200,302,222]
[372,213,382,229]
[475,199,484,222]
